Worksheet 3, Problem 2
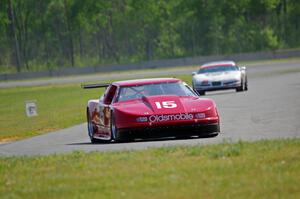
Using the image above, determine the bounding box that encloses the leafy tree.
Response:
[0,0,299,73]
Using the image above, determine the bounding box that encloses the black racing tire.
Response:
[199,90,206,95]
[200,132,219,138]
[244,76,248,91]
[236,79,244,92]
[176,134,192,140]
[200,123,220,138]
[111,114,120,142]
[87,108,111,144]
[87,108,100,144]
[111,114,134,143]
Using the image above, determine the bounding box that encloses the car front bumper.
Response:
[193,81,240,91]
[117,123,220,140]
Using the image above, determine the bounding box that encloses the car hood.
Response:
[113,95,215,115]
[193,71,241,81]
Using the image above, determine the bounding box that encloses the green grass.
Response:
[0,75,192,141]
[0,83,102,141]
[1,139,300,199]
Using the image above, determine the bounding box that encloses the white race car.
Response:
[192,61,248,95]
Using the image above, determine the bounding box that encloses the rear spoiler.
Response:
[81,83,110,89]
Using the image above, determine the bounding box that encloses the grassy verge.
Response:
[0,75,192,141]
[1,139,299,199]
[0,83,101,141]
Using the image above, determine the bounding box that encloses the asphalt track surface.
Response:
[1,60,300,156]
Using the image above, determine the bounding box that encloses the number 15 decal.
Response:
[155,101,177,109]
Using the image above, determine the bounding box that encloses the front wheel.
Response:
[200,132,219,138]
[111,113,134,142]
[244,77,248,91]
[111,114,119,142]
[236,80,244,92]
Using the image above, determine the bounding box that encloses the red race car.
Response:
[83,78,220,143]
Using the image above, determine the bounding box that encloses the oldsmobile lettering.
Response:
[149,113,193,123]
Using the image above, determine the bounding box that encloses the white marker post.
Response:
[25,100,38,117]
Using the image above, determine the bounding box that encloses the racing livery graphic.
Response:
[83,78,220,143]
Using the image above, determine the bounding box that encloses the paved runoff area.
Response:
[1,60,300,156]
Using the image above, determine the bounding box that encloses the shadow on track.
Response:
[67,142,93,145]
[204,90,237,96]
[67,135,217,145]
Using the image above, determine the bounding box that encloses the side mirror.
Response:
[192,72,197,76]
[240,66,246,71]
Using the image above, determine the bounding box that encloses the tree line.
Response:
[0,0,299,73]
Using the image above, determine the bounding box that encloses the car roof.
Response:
[113,78,180,87]
[201,61,236,68]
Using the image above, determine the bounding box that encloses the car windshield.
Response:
[117,82,197,102]
[198,65,238,74]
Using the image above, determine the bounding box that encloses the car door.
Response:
[99,85,118,135]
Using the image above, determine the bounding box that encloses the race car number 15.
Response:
[155,101,177,109]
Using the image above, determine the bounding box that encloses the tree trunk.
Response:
[21,8,30,70]
[79,29,84,57]
[8,0,22,72]
[282,0,287,43]
[69,35,74,67]
[64,0,74,67]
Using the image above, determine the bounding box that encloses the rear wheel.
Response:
[87,109,112,144]
[87,109,100,143]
